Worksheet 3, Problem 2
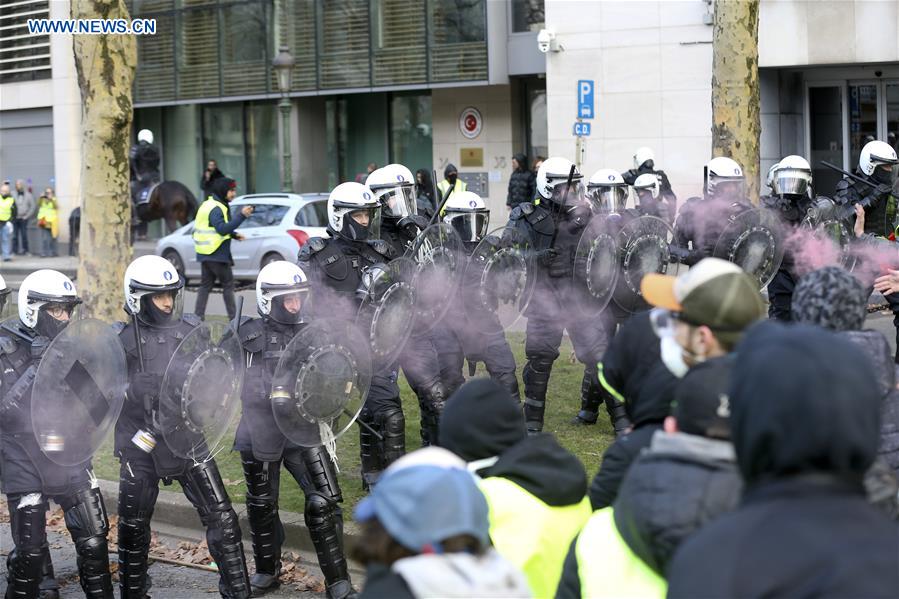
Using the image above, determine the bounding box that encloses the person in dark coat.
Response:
[415,169,435,220]
[791,266,899,515]
[621,146,676,212]
[668,323,899,598]
[506,153,536,210]
[200,159,225,197]
[555,355,740,598]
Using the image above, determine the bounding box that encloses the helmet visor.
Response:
[378,185,417,220]
[588,187,626,214]
[0,289,10,320]
[268,289,309,325]
[774,168,811,196]
[549,179,586,206]
[447,211,490,243]
[346,207,382,240]
[709,176,746,201]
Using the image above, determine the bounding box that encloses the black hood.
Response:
[210,177,235,202]
[444,164,458,178]
[730,321,880,487]
[439,378,526,462]
[481,434,587,507]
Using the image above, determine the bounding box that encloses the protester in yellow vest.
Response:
[439,378,592,598]
[192,177,253,320]
[37,188,59,257]
[0,181,18,262]
[436,164,467,199]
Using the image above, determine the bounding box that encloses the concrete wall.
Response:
[544,0,714,201]
[760,0,899,67]
[431,85,516,219]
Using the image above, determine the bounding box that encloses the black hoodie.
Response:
[668,322,899,598]
[507,153,536,208]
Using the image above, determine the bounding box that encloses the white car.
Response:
[156,193,328,284]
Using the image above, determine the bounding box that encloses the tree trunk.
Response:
[72,1,137,321]
[711,0,761,204]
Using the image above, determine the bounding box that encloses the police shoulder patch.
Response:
[368,239,395,258]
[0,335,17,355]
[308,237,326,252]
[182,313,202,327]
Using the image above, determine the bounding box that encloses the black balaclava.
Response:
[35,309,69,340]
[872,165,894,185]
[138,293,175,326]
[445,164,458,185]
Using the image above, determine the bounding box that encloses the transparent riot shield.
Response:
[270,319,371,448]
[613,215,678,314]
[464,226,536,332]
[405,223,465,330]
[159,320,243,462]
[356,257,417,366]
[713,208,785,289]
[31,318,128,466]
[572,216,620,318]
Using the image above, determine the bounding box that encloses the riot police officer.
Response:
[760,156,818,320]
[621,146,677,211]
[0,270,114,598]
[432,190,520,401]
[115,255,250,599]
[235,261,353,598]
[569,169,633,433]
[633,172,673,224]
[297,182,403,488]
[129,129,161,239]
[672,156,753,266]
[366,164,447,446]
[508,157,610,435]
[835,140,899,359]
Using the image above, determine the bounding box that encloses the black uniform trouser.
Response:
[5,486,112,599]
[117,450,250,599]
[12,218,28,254]
[432,322,520,403]
[239,447,349,591]
[523,308,609,433]
[768,268,796,321]
[357,367,404,488]
[194,261,237,320]
[400,331,447,446]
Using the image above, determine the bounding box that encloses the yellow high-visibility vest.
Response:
[0,195,14,221]
[437,178,467,197]
[479,476,591,598]
[193,197,230,255]
[575,508,667,598]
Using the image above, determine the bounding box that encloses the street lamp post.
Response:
[273,46,295,193]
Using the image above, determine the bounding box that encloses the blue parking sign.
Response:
[578,80,594,119]
[573,122,591,136]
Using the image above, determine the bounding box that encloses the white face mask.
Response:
[660,335,690,378]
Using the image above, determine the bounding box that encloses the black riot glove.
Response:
[535,248,558,267]
[131,371,160,403]
[30,336,50,361]
[875,183,893,198]
[668,245,692,264]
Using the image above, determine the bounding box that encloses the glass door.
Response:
[848,82,879,172]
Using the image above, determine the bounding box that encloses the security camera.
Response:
[537,29,555,54]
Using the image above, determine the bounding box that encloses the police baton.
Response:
[428,170,457,227]
[819,161,880,190]
[549,164,578,248]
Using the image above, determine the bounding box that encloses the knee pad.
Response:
[377,407,406,465]
[64,487,109,542]
[299,446,342,503]
[304,492,336,529]
[118,472,159,521]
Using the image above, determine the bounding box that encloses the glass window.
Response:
[527,85,548,163]
[429,0,487,82]
[295,201,328,227]
[237,204,290,228]
[284,0,317,91]
[320,0,371,89]
[176,7,219,99]
[849,83,878,174]
[391,93,432,172]
[511,0,545,33]
[885,83,899,157]
[203,104,247,194]
[247,102,279,194]
[809,86,843,197]
[221,1,271,95]
[372,0,426,85]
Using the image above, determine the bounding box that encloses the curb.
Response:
[97,479,364,557]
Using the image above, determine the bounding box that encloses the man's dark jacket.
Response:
[668,323,899,598]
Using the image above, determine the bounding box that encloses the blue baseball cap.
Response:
[354,464,490,553]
